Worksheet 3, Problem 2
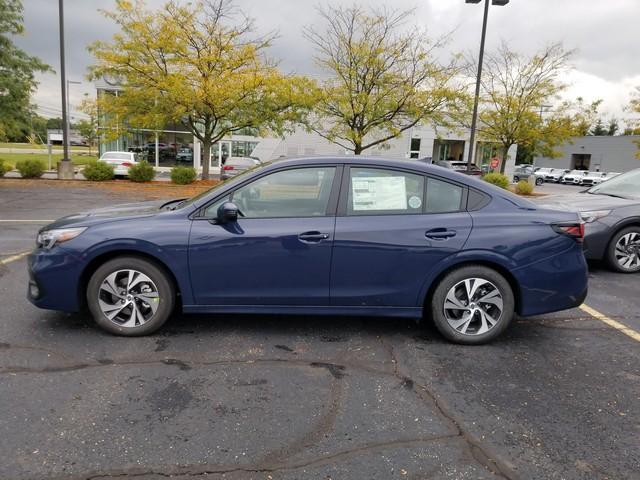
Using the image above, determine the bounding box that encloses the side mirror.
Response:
[217,202,239,223]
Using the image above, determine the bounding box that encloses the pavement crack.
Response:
[378,335,520,480]
[53,436,461,480]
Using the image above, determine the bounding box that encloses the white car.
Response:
[546,168,570,183]
[533,167,554,177]
[581,171,620,186]
[560,170,589,184]
[98,151,139,177]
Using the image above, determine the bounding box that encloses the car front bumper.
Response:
[27,247,84,312]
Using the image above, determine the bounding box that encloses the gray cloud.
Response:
[12,0,640,120]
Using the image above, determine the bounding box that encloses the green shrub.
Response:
[128,160,155,182]
[515,180,534,195]
[0,159,10,176]
[83,161,114,181]
[15,158,45,178]
[482,172,509,189]
[170,165,197,185]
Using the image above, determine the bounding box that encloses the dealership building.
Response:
[96,81,517,176]
[533,135,640,173]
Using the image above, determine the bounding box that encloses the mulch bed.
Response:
[0,178,220,200]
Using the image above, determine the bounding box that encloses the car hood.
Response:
[41,199,175,230]
[534,192,638,212]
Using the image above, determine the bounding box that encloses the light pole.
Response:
[66,80,81,147]
[465,0,509,173]
[57,0,74,179]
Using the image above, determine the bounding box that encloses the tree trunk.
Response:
[202,139,211,180]
[499,145,510,174]
[354,143,363,155]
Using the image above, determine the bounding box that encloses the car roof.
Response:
[260,156,534,205]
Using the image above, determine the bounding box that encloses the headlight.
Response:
[36,227,87,249]
[580,210,611,223]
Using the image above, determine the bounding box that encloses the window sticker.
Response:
[408,195,422,209]
[352,176,407,211]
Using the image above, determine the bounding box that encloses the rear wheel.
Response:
[535,177,544,186]
[513,176,520,183]
[87,256,175,336]
[606,227,640,273]
[429,266,515,345]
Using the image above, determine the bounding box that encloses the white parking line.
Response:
[579,304,640,342]
[0,251,31,265]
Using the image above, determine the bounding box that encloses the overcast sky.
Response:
[13,0,640,125]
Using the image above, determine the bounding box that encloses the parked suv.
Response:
[513,165,544,185]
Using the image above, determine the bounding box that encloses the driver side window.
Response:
[205,167,336,219]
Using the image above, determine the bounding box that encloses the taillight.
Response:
[552,222,585,243]
[122,162,133,167]
[222,165,234,171]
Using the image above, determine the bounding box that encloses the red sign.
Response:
[490,157,500,169]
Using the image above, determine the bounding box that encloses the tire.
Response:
[87,256,175,336]
[606,227,640,273]
[513,176,520,183]
[429,265,515,345]
[535,177,544,186]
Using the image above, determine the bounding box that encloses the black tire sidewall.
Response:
[513,176,519,182]
[606,227,640,273]
[430,265,515,345]
[87,256,175,336]
[536,178,543,185]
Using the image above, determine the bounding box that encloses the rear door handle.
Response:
[298,231,330,243]
[425,229,457,240]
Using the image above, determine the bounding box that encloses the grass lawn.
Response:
[0,152,98,168]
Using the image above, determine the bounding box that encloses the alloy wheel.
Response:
[443,277,504,335]
[98,269,160,327]
[614,232,640,271]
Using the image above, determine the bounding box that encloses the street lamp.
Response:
[57,0,74,179]
[465,0,510,173]
[66,80,81,147]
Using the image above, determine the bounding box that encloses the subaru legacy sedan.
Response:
[28,157,588,344]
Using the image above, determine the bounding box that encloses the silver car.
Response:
[98,151,139,177]
[513,165,544,185]
[221,157,261,180]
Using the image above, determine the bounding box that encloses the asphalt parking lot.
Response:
[1,181,638,480]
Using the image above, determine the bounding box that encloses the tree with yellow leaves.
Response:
[466,43,601,173]
[304,5,463,155]
[89,0,314,179]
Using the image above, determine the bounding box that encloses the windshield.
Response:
[176,161,268,209]
[588,169,640,199]
[568,170,584,175]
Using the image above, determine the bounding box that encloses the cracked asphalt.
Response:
[1,181,639,480]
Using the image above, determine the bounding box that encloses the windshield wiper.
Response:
[159,198,187,210]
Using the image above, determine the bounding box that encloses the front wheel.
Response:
[87,256,175,336]
[429,266,515,345]
[513,176,520,183]
[606,227,640,273]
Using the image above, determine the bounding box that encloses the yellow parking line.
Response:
[0,251,30,265]
[579,304,640,342]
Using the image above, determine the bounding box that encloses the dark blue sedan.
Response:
[28,157,588,344]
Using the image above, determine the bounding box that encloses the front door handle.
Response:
[425,228,456,240]
[298,231,330,243]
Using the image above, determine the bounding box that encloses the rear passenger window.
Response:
[347,167,424,215]
[425,178,463,213]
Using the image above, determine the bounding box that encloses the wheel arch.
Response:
[78,249,183,310]
[422,260,522,317]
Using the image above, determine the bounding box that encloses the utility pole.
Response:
[57,0,74,179]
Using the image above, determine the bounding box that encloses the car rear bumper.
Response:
[27,248,84,312]
[513,244,589,317]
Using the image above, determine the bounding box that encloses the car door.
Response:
[330,166,472,307]
[188,165,340,306]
